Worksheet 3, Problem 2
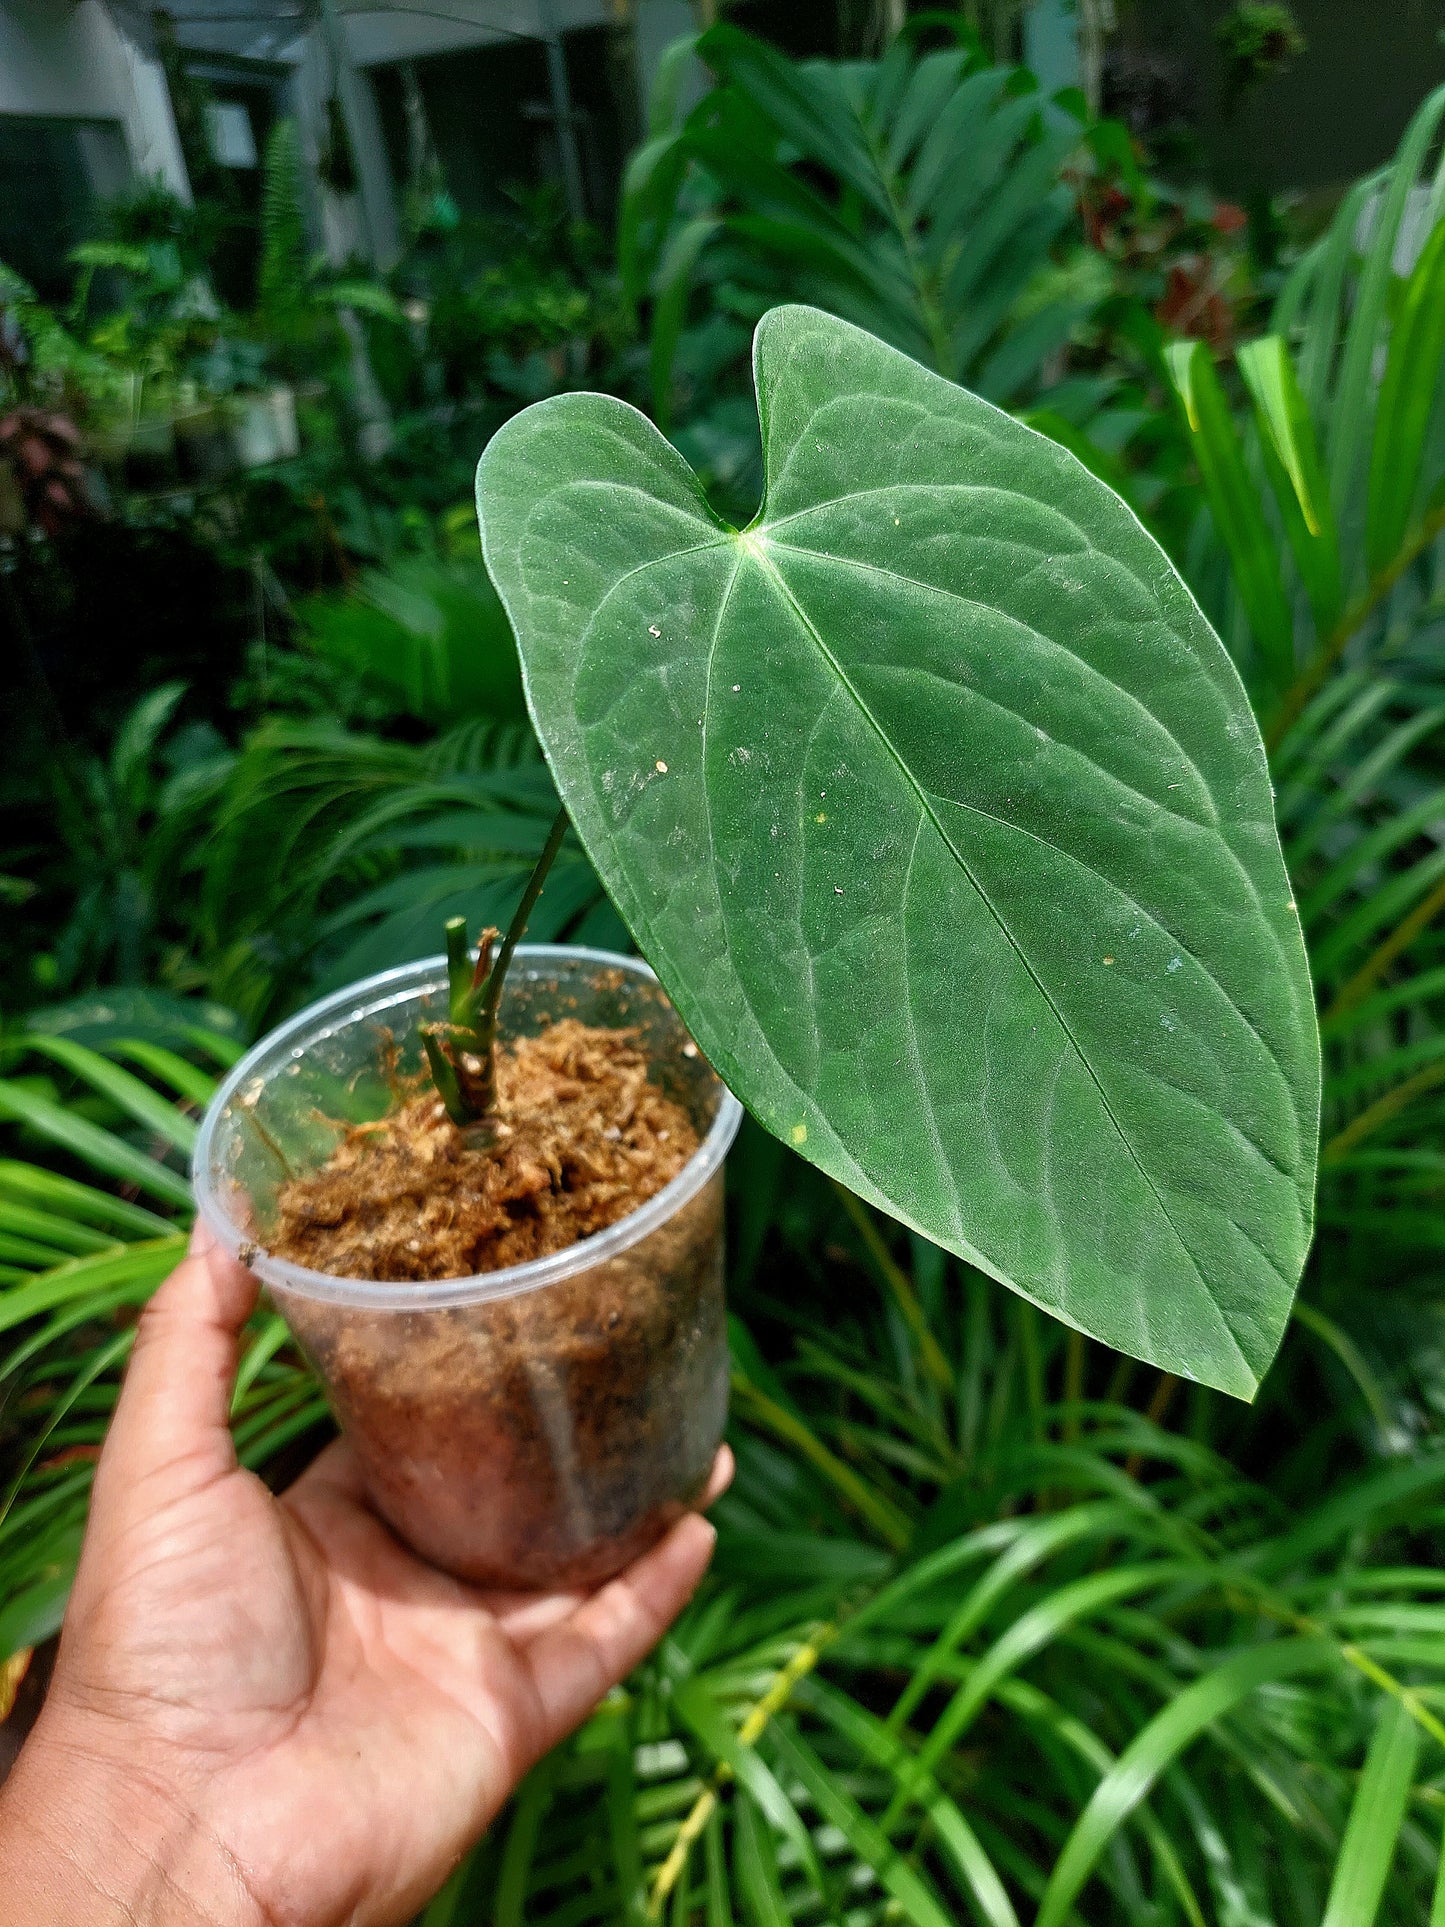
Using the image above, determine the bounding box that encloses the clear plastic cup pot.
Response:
[193,947,741,1591]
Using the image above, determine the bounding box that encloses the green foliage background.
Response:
[3,25,1445,1926]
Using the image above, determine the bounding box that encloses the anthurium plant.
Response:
[476,304,1320,1399]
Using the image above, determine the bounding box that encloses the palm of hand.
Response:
[37,1232,722,1927]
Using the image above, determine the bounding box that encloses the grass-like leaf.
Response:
[1320,1697,1421,1927]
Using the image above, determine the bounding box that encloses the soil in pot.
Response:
[266,1016,726,1590]
[270,1017,700,1280]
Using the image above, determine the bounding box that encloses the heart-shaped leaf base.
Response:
[478,306,1319,1397]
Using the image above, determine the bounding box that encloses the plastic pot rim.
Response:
[192,944,743,1311]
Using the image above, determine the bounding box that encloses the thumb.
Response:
[93,1218,260,1511]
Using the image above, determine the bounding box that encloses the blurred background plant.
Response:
[4,2,1445,1920]
[1215,2,1308,110]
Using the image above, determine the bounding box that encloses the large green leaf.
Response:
[477,305,1320,1397]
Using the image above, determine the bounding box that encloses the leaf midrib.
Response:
[759,538,1295,1125]
[759,508,1222,833]
[738,531,1252,1381]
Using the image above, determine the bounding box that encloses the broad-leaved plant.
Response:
[477,305,1320,1398]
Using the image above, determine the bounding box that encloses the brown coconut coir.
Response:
[270,1017,700,1281]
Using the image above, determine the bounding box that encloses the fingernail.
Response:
[188,1215,216,1257]
[686,1514,717,1553]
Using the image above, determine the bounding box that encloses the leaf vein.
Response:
[744,541,1253,1382]
[767,538,1222,832]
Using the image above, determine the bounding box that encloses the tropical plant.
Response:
[254,117,406,347]
[2,1040,1445,1924]
[1160,85,1445,1429]
[621,23,1109,429]
[1163,85,1445,719]
[0,404,91,536]
[0,996,326,1664]
[7,58,1445,1927]
[397,185,630,411]
[478,301,1319,1398]
[13,177,268,437]
[187,718,614,1027]
[448,1306,1445,1927]
[1216,2,1308,103]
[24,681,232,996]
[0,261,143,422]
[296,553,527,729]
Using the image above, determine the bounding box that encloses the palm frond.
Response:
[258,117,308,319]
[0,1008,328,1655]
[188,719,611,1024]
[1163,84,1445,720]
[455,1298,1445,1926]
[624,25,1094,424]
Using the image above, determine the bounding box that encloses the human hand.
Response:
[0,1223,729,1927]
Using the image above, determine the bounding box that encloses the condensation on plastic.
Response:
[193,947,742,1589]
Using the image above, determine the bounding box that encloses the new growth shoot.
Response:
[422,807,569,1132]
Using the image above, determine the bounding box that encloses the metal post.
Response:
[317,0,401,268]
[537,0,587,222]
[310,0,396,455]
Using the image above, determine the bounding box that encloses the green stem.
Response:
[870,133,953,379]
[1322,1057,1445,1164]
[423,808,570,1127]
[1323,869,1445,1024]
[474,807,570,1073]
[1062,1328,1086,1443]
[444,915,473,1023]
[422,1032,469,1128]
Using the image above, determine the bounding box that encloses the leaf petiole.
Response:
[422,807,570,1127]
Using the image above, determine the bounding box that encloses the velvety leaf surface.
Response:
[477,306,1320,1396]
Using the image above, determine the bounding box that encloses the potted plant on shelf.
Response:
[195,305,1319,1591]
